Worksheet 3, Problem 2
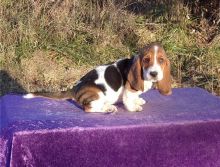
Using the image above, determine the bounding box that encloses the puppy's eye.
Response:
[143,57,150,63]
[159,58,164,64]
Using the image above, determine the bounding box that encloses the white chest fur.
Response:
[144,80,153,92]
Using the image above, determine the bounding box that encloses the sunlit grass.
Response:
[1,0,219,95]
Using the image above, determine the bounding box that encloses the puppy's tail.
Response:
[23,90,75,100]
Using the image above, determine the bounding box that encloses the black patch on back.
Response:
[116,57,134,85]
[104,65,122,91]
[73,69,106,95]
[80,69,98,82]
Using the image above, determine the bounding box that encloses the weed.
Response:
[0,0,220,95]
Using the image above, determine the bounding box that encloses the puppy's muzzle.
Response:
[149,71,158,78]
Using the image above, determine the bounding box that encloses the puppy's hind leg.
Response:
[85,99,105,113]
[84,93,118,113]
[83,92,108,113]
[102,103,118,113]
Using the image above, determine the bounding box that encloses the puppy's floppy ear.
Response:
[127,56,144,91]
[157,58,172,95]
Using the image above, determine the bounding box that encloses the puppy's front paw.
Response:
[126,104,143,112]
[135,98,146,105]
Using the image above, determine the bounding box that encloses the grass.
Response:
[0,0,220,95]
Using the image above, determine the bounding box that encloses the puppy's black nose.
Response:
[150,71,158,77]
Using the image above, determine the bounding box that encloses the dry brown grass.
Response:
[2,50,92,94]
[0,0,220,95]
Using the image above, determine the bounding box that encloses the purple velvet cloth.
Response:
[1,88,220,167]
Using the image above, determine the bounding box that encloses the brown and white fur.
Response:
[23,43,172,113]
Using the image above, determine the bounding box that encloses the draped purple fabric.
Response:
[1,88,220,167]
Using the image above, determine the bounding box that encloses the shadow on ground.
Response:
[0,70,27,96]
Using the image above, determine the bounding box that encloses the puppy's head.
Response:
[127,43,172,95]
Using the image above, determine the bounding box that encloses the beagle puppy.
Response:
[24,43,172,112]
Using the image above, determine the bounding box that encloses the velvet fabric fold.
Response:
[1,88,220,167]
